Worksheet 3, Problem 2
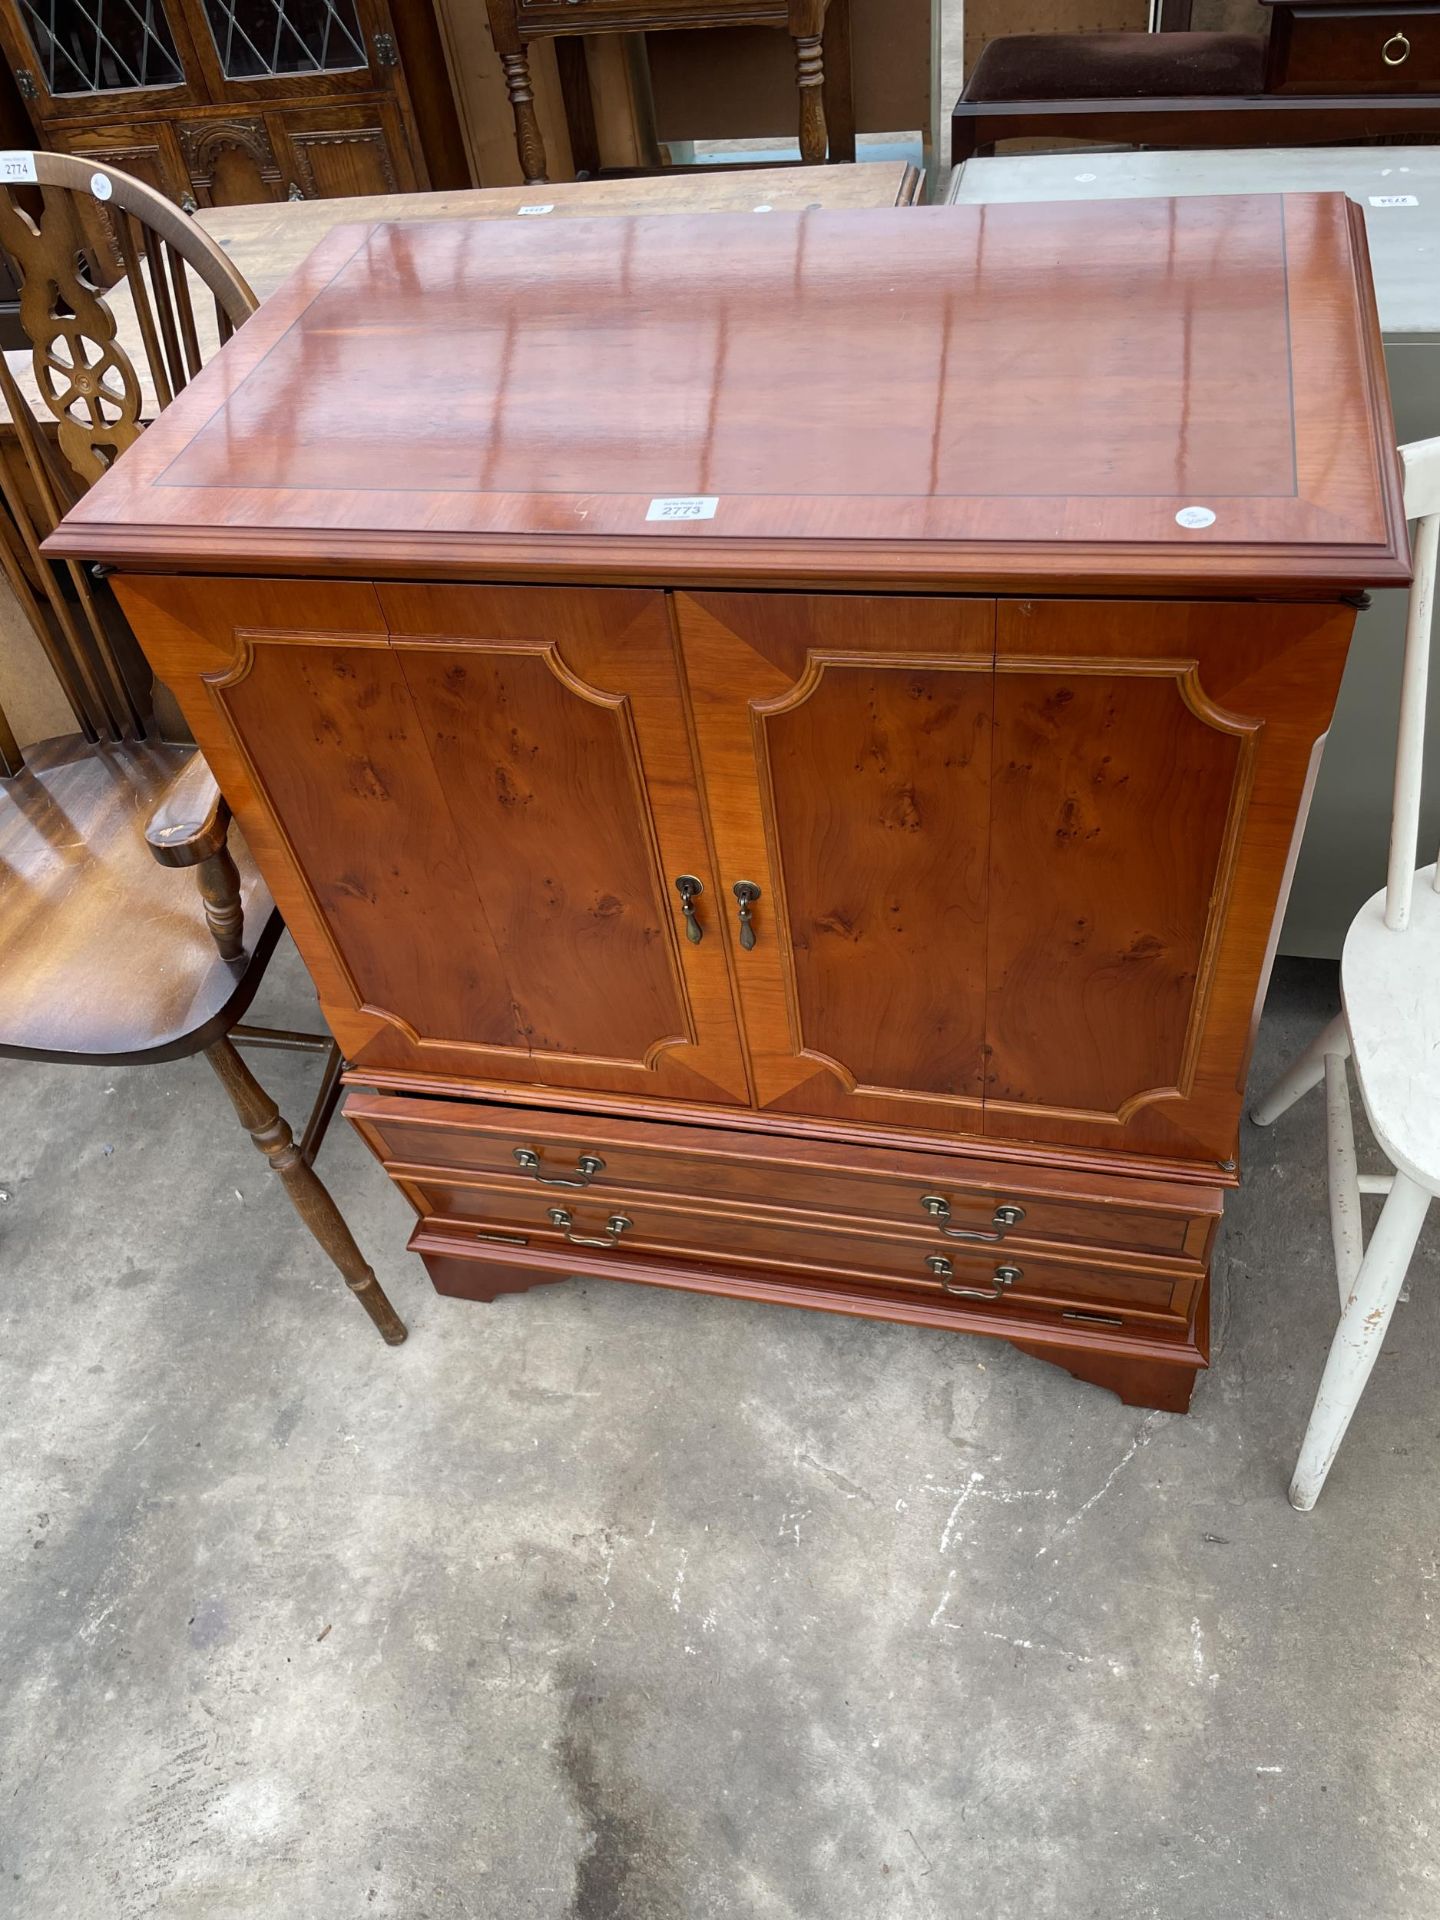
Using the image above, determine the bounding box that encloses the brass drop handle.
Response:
[513,1146,604,1188]
[732,880,761,949]
[674,874,704,944]
[1383,29,1410,64]
[547,1206,632,1248]
[927,1255,1023,1301]
[921,1196,1026,1242]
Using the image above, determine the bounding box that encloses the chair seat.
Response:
[961,31,1267,104]
[0,734,277,1063]
[1341,863,1440,1193]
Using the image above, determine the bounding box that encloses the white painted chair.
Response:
[1252,436,1440,1510]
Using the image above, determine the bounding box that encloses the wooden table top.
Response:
[198,163,924,305]
[49,195,1407,596]
[2,162,921,430]
[950,148,1438,339]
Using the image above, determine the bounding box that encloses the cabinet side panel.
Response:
[111,573,399,1065]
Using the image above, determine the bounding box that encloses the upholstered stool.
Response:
[952,18,1440,161]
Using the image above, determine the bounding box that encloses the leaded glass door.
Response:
[1,0,207,113]
[174,0,398,104]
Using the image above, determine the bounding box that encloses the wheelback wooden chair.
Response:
[0,152,405,1345]
[1252,436,1440,1507]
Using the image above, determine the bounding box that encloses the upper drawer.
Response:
[1268,8,1440,92]
[346,1092,1220,1263]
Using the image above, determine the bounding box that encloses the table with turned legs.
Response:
[483,0,849,183]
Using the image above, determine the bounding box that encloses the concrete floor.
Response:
[4,945,1440,1919]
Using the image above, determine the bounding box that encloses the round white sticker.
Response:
[1175,506,1217,530]
[90,171,112,202]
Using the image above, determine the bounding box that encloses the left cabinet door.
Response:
[115,576,751,1106]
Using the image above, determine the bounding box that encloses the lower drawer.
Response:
[346,1092,1221,1264]
[397,1170,1193,1325]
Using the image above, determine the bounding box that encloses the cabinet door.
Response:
[677,591,995,1135]
[271,99,419,198]
[115,576,750,1105]
[985,598,1353,1164]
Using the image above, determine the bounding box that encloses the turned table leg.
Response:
[205,1036,407,1345]
[501,45,550,184]
[794,33,829,164]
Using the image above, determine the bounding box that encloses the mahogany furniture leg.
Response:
[205,1036,408,1345]
[1009,1338,1201,1413]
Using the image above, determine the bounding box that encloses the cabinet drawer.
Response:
[1269,8,1440,93]
[346,1092,1221,1263]
[397,1171,1192,1323]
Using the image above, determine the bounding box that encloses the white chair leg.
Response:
[1324,1052,1364,1306]
[1250,1012,1350,1127]
[1289,1171,1431,1511]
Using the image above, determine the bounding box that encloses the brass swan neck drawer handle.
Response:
[922,1196,1026,1241]
[514,1146,605,1188]
[927,1255,1023,1301]
[674,874,704,944]
[547,1206,632,1249]
[1383,29,1411,64]
[732,880,761,949]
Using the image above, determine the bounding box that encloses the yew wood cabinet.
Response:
[45,199,1407,1412]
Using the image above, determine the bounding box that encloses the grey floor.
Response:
[4,945,1440,1920]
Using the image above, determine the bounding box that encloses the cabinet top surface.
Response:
[47,198,1408,593]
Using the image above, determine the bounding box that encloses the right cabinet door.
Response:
[677,590,996,1136]
[984,597,1353,1164]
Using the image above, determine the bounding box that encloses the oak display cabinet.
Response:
[46,200,1408,1412]
[0,0,465,207]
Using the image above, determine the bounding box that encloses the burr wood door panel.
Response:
[373,582,750,1104]
[675,590,996,1135]
[112,575,749,1102]
[984,598,1354,1164]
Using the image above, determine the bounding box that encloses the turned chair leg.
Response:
[1289,1171,1430,1511]
[205,1035,407,1345]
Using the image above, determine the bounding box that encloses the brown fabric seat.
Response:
[962,30,1267,104]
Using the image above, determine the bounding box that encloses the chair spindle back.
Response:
[0,152,256,769]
